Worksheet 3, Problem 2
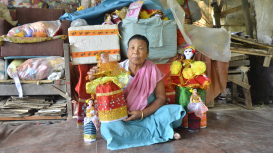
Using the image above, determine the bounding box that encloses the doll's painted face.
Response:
[193,88,197,94]
[184,48,194,59]
[89,100,94,107]
[100,53,109,63]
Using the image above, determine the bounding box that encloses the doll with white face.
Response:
[169,44,211,90]
[184,48,194,59]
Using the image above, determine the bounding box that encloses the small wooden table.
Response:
[228,53,253,110]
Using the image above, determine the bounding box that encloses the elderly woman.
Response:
[87,34,185,150]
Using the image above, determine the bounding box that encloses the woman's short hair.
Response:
[128,34,149,51]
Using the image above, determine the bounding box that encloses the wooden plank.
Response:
[0,84,66,96]
[0,116,65,121]
[263,49,273,67]
[241,0,253,38]
[231,36,273,49]
[220,3,250,17]
[228,70,241,74]
[50,85,71,101]
[227,75,251,90]
[230,47,271,56]
[231,83,238,105]
[63,43,72,118]
[242,74,253,109]
[230,53,249,61]
[229,60,250,67]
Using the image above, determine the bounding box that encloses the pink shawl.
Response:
[124,60,165,111]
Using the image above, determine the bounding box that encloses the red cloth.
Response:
[75,64,96,126]
[155,63,176,105]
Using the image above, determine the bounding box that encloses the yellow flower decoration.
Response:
[191,61,206,75]
[170,61,182,75]
[182,68,194,80]
[189,88,193,93]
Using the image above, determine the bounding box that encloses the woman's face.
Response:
[184,48,194,59]
[127,39,149,65]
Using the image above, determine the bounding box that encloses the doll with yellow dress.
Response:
[169,44,211,90]
[86,52,130,123]
[169,45,210,129]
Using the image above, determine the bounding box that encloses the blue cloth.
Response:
[100,92,186,150]
[59,0,174,25]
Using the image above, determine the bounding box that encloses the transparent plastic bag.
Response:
[81,0,90,9]
[167,0,231,62]
[0,59,5,80]
[7,59,25,78]
[15,57,65,81]
[7,20,61,37]
[187,102,208,118]
[70,19,89,27]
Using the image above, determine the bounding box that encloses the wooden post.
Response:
[63,43,72,118]
[231,82,238,105]
[213,3,221,28]
[242,74,253,109]
[241,0,253,38]
[263,48,273,67]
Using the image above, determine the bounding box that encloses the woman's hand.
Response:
[123,110,142,121]
[87,66,98,81]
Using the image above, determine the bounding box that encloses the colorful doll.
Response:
[86,52,130,123]
[102,13,114,25]
[169,45,211,130]
[169,44,211,90]
[188,88,208,118]
[83,99,100,143]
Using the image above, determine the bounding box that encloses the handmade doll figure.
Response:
[190,88,203,103]
[169,45,211,90]
[102,13,114,25]
[187,88,208,118]
[86,52,130,123]
[83,99,100,143]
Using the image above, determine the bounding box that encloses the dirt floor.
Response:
[1,101,273,153]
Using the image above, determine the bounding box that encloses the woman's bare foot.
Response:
[173,132,181,140]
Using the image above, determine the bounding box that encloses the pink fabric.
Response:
[124,60,165,111]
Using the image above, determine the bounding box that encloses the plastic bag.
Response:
[81,0,90,9]
[167,0,231,62]
[0,59,5,80]
[14,57,65,81]
[187,102,208,118]
[7,59,25,78]
[125,0,145,19]
[70,19,89,27]
[7,20,61,37]
[47,67,65,80]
